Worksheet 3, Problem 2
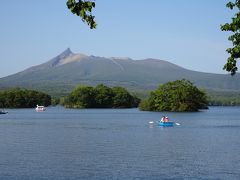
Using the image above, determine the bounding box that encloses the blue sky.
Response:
[0,0,233,77]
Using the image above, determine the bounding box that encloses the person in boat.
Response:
[160,116,165,122]
[165,116,169,122]
[160,116,169,122]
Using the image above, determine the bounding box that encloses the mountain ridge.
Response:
[0,48,240,96]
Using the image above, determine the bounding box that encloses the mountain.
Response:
[1,48,240,96]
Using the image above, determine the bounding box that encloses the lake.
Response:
[0,106,240,180]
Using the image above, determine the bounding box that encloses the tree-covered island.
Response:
[61,84,140,108]
[139,79,208,112]
[0,88,51,108]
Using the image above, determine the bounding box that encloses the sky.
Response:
[0,0,234,78]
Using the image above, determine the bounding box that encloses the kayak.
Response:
[159,121,174,127]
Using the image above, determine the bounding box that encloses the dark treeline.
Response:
[61,84,140,108]
[1,83,240,110]
[209,96,240,106]
[0,88,51,108]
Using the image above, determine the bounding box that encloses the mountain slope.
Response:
[0,48,240,96]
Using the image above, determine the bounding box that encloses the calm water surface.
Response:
[0,106,240,180]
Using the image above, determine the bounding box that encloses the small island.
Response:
[61,84,140,108]
[0,88,51,108]
[139,79,208,112]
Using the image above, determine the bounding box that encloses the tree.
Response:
[67,0,96,29]
[94,84,113,108]
[112,86,134,108]
[68,85,96,108]
[221,0,240,75]
[139,79,208,112]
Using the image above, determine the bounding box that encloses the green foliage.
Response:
[94,84,114,108]
[112,87,140,108]
[138,99,152,111]
[0,88,51,108]
[66,0,96,29]
[67,85,96,108]
[221,0,240,75]
[139,79,208,112]
[62,84,140,108]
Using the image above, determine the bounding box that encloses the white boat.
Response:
[35,105,46,112]
[0,110,8,114]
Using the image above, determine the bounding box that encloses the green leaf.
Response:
[221,0,240,75]
[66,0,97,29]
